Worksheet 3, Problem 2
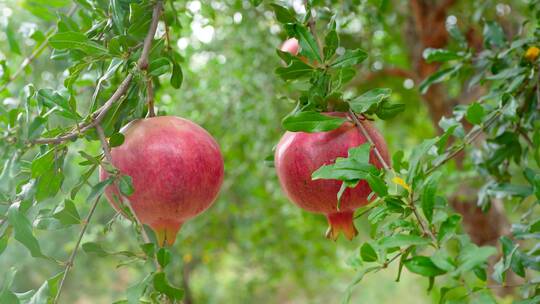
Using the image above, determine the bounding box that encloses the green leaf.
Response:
[148,57,171,77]
[87,177,114,203]
[422,48,463,63]
[376,101,405,120]
[331,49,368,68]
[49,31,109,55]
[430,250,456,272]
[275,58,313,80]
[421,172,440,223]
[52,200,81,225]
[341,266,380,304]
[483,21,505,48]
[37,89,81,120]
[270,4,296,24]
[82,242,109,256]
[419,65,461,94]
[348,88,392,114]
[360,243,378,262]
[0,233,8,255]
[127,273,153,304]
[378,234,430,249]
[438,214,461,242]
[111,0,126,33]
[157,248,171,268]
[27,272,62,304]
[109,133,125,148]
[282,111,345,132]
[0,268,18,304]
[31,150,55,178]
[404,256,446,277]
[7,203,45,258]
[119,175,134,196]
[6,22,21,55]
[153,272,183,300]
[35,171,64,202]
[366,174,387,197]
[290,24,322,63]
[455,243,497,275]
[323,22,338,61]
[170,62,183,89]
[407,138,437,184]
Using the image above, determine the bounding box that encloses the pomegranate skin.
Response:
[280,38,300,55]
[100,116,224,246]
[275,113,389,240]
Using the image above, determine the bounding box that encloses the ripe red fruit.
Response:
[274,113,389,240]
[280,38,300,55]
[100,116,224,246]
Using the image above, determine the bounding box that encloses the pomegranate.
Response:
[280,38,300,55]
[100,116,224,246]
[275,113,389,240]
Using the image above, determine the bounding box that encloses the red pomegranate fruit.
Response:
[275,112,389,240]
[100,116,224,246]
[280,38,300,55]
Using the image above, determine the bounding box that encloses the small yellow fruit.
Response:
[525,46,540,61]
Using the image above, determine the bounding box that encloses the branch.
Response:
[54,195,101,304]
[33,1,163,145]
[137,1,163,70]
[0,5,78,93]
[426,110,502,176]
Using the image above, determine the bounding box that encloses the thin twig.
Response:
[54,195,101,304]
[33,1,163,145]
[146,78,156,117]
[0,5,77,92]
[96,125,160,269]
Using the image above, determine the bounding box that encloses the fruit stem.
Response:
[347,109,391,170]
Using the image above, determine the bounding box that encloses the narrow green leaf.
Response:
[275,58,314,80]
[360,243,378,262]
[49,31,108,55]
[170,62,183,89]
[404,256,446,277]
[282,111,345,133]
[419,65,461,94]
[348,88,392,114]
[270,4,296,24]
[153,272,184,300]
[109,133,125,148]
[52,200,81,225]
[422,48,463,63]
[157,248,171,268]
[331,49,368,68]
[421,172,440,223]
[378,234,430,249]
[119,175,134,196]
[7,203,45,258]
[292,24,322,63]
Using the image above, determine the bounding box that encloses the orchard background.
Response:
[0,0,539,303]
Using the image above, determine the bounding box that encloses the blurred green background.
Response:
[0,0,529,302]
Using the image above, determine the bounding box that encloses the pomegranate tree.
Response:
[275,113,389,240]
[100,116,224,246]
